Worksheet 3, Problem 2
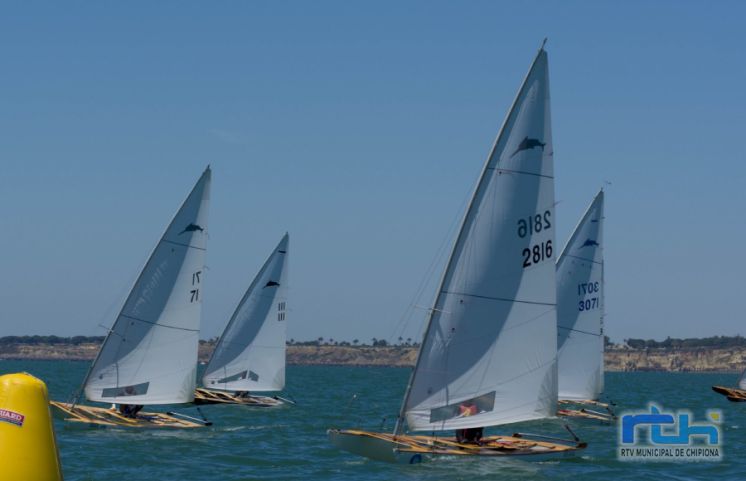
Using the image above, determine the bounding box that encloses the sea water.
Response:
[1,360,743,481]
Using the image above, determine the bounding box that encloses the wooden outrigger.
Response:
[712,385,746,402]
[192,388,285,407]
[557,399,616,423]
[328,429,585,464]
[50,401,209,428]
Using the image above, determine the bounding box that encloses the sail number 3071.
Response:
[518,210,552,268]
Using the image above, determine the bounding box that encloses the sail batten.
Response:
[83,167,211,405]
[440,290,556,306]
[202,234,289,393]
[401,46,558,433]
[556,190,605,401]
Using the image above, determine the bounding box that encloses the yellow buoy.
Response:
[0,373,63,481]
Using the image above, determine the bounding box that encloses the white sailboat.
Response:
[555,190,614,422]
[328,42,586,463]
[712,368,746,401]
[195,233,290,407]
[51,166,212,428]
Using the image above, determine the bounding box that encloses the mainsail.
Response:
[739,368,746,390]
[84,167,211,405]
[202,234,289,392]
[402,46,557,432]
[556,190,605,401]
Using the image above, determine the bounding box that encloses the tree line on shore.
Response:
[0,335,105,345]
[0,335,419,348]
[3,334,745,350]
[621,335,746,350]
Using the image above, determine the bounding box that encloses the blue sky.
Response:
[1,1,744,344]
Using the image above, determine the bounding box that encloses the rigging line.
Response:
[502,306,555,334]
[473,305,554,390]
[120,314,200,332]
[441,290,556,307]
[162,239,207,251]
[387,188,471,345]
[493,357,557,391]
[558,325,601,337]
[487,167,554,179]
[563,254,602,265]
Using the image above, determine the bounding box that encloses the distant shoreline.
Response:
[0,340,744,372]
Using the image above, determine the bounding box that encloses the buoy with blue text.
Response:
[0,372,64,481]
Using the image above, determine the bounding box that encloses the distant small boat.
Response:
[195,233,290,407]
[712,370,746,401]
[51,167,212,428]
[555,190,615,423]
[328,42,586,463]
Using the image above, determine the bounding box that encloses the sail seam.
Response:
[558,325,601,337]
[162,239,207,251]
[441,290,555,307]
[120,314,200,332]
[562,254,602,265]
[487,167,553,179]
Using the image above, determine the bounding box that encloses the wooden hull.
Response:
[50,401,205,428]
[328,429,585,464]
[557,408,614,423]
[712,385,746,402]
[193,388,284,407]
[557,399,616,423]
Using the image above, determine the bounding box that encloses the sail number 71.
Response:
[190,270,202,302]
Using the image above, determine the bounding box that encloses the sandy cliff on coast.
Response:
[2,341,745,372]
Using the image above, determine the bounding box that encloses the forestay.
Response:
[202,234,289,392]
[403,47,557,432]
[556,190,605,401]
[84,167,211,405]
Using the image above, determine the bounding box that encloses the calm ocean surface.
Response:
[1,360,743,481]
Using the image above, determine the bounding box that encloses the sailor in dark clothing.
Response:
[455,401,484,445]
[118,404,144,418]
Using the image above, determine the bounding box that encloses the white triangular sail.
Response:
[402,47,557,432]
[84,167,211,405]
[738,368,746,390]
[202,234,289,392]
[556,190,605,401]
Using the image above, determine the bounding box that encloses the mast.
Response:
[394,42,549,435]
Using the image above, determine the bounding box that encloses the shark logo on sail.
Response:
[511,136,546,157]
[618,404,722,462]
[179,223,204,235]
[580,238,600,248]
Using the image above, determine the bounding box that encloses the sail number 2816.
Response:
[517,210,551,238]
[522,241,552,268]
[518,210,552,268]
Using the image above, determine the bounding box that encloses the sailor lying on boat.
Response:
[455,401,484,445]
